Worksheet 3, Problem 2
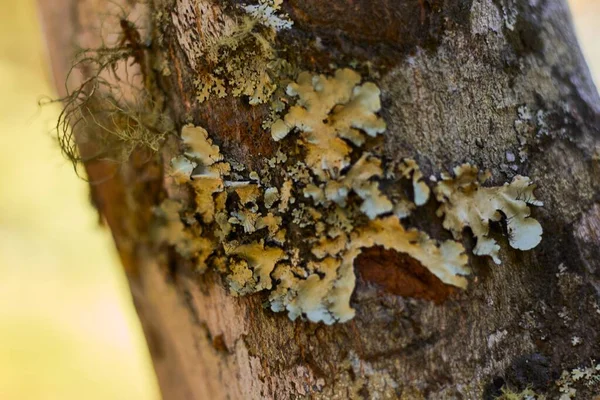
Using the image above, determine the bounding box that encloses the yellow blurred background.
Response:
[0,1,160,399]
[0,1,597,399]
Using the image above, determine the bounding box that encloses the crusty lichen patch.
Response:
[434,164,543,264]
[193,0,293,105]
[154,199,215,271]
[156,68,543,324]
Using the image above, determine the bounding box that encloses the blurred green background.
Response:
[0,1,596,399]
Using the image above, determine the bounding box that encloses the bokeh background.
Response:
[0,1,597,399]
[0,1,160,399]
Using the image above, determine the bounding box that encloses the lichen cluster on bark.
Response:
[38,0,600,398]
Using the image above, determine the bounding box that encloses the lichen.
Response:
[242,0,293,32]
[496,387,542,400]
[181,124,223,166]
[193,0,293,105]
[180,124,230,223]
[226,241,285,291]
[169,156,196,184]
[271,68,387,179]
[398,158,430,206]
[434,164,543,264]
[155,68,544,324]
[154,199,214,271]
[494,359,600,399]
[349,217,470,288]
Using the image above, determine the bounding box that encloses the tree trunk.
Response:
[38,0,600,398]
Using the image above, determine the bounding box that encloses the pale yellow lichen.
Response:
[214,211,232,241]
[398,159,430,206]
[157,65,544,325]
[270,69,386,179]
[312,234,348,259]
[226,258,255,296]
[393,200,415,219]
[325,206,354,237]
[235,183,261,205]
[227,241,285,291]
[193,73,227,103]
[214,191,228,212]
[434,164,543,264]
[192,178,224,224]
[179,124,231,224]
[169,155,196,184]
[155,200,215,270]
[278,179,293,212]
[350,217,470,288]
[181,124,223,166]
[270,257,343,324]
[256,213,282,237]
[269,213,469,324]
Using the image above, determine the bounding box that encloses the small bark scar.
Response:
[356,246,457,303]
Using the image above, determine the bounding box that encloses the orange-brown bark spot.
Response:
[200,97,276,169]
[355,246,456,304]
[211,334,229,353]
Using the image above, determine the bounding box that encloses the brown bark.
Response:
[38,0,600,398]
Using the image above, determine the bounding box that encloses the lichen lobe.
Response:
[435,164,543,264]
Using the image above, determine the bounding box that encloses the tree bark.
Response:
[38,0,600,398]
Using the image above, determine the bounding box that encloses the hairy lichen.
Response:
[51,18,172,175]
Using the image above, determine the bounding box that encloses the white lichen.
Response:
[264,187,280,208]
[434,164,543,264]
[242,0,293,32]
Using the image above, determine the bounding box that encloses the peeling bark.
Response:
[38,0,600,398]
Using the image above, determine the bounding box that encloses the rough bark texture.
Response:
[39,0,600,398]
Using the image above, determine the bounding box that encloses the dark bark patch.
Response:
[277,0,472,70]
[355,246,456,304]
[198,97,277,170]
[505,353,552,393]
[211,334,229,353]
[482,376,505,400]
[491,0,544,58]
[574,203,600,276]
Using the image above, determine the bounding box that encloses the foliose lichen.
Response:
[434,164,543,264]
[156,68,543,324]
